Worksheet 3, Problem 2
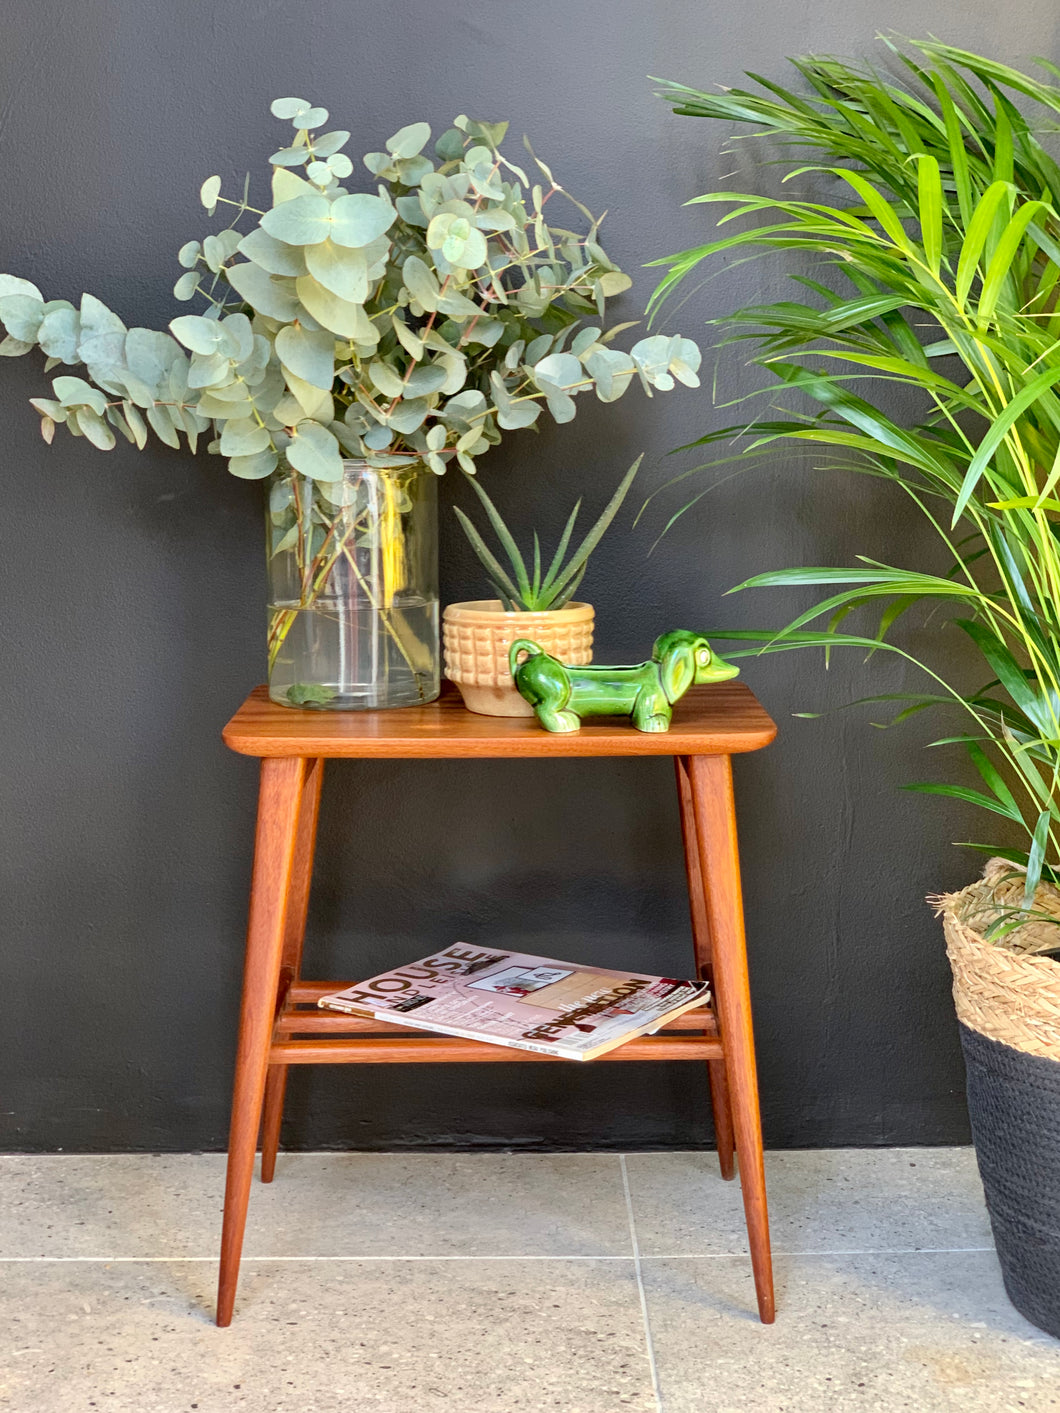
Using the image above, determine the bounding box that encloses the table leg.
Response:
[688,753,775,1324]
[217,755,310,1328]
[675,756,736,1180]
[260,757,325,1184]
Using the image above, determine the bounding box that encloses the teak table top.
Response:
[223,681,777,759]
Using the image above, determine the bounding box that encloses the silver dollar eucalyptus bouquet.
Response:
[0,98,700,706]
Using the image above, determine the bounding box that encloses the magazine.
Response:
[318,944,711,1060]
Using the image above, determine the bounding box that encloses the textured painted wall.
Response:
[3,0,1057,1151]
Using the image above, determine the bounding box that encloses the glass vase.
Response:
[266,459,439,710]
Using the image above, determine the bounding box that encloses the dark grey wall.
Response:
[3,0,1057,1153]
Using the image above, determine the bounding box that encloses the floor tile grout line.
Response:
[0,1246,997,1264]
[620,1154,664,1413]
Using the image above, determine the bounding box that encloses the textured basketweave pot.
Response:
[936,858,1060,1338]
[442,600,594,716]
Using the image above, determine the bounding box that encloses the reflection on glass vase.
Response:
[266,459,439,710]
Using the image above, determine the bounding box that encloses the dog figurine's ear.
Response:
[655,631,697,703]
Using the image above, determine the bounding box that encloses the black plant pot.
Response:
[959,1022,1060,1339]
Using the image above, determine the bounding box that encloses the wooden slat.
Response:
[223,682,777,759]
[275,1006,718,1037]
[269,1034,723,1063]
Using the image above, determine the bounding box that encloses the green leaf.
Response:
[463,474,531,599]
[173,272,200,300]
[220,417,272,456]
[1025,810,1052,908]
[270,97,311,119]
[452,506,522,603]
[295,274,377,340]
[403,364,448,397]
[402,255,439,312]
[169,314,227,356]
[200,175,221,212]
[225,262,300,321]
[902,781,1026,821]
[287,420,344,480]
[0,294,44,342]
[261,193,333,245]
[237,227,306,277]
[304,240,368,303]
[275,325,335,390]
[386,121,431,160]
[229,448,279,480]
[52,375,107,415]
[916,154,943,275]
[387,397,430,433]
[547,455,642,600]
[0,274,42,300]
[292,106,328,130]
[327,193,396,248]
[77,407,116,450]
[955,181,1011,305]
[37,307,81,362]
[367,360,406,399]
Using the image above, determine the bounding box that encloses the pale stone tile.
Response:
[0,1257,655,1413]
[0,1152,631,1258]
[643,1249,1060,1412]
[625,1147,993,1255]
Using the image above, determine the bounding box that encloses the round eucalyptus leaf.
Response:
[304,241,368,304]
[287,420,344,480]
[226,262,301,321]
[401,255,439,312]
[237,227,306,277]
[0,274,42,301]
[199,175,221,212]
[311,130,351,159]
[220,417,272,456]
[363,423,393,450]
[306,161,332,186]
[386,121,431,160]
[270,97,311,119]
[229,448,279,480]
[533,351,582,390]
[367,359,406,400]
[295,274,377,341]
[260,193,333,245]
[270,146,310,167]
[275,324,335,391]
[170,314,227,356]
[403,363,448,398]
[177,241,201,269]
[0,294,45,342]
[328,193,396,248]
[293,106,328,130]
[327,153,354,179]
[173,272,201,301]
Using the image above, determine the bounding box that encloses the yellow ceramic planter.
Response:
[443,599,595,716]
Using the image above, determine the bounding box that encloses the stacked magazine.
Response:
[319,944,711,1060]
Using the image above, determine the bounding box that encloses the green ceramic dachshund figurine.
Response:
[509,630,740,733]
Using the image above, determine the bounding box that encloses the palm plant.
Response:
[649,39,1060,906]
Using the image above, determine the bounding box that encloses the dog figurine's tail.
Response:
[509,638,545,678]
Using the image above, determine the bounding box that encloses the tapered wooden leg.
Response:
[260,757,325,1184]
[217,755,310,1328]
[675,756,736,1181]
[688,753,775,1324]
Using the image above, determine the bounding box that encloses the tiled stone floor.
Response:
[1,1148,1058,1411]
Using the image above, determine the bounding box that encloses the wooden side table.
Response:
[218,682,778,1327]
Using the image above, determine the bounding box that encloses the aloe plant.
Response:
[454,455,641,610]
[650,40,1060,904]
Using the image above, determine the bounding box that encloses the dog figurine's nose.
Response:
[510,630,739,733]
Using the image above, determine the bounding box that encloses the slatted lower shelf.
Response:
[270,980,723,1064]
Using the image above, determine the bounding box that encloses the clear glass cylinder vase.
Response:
[266,459,439,710]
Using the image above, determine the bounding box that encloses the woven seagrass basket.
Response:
[936,858,1060,1339]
